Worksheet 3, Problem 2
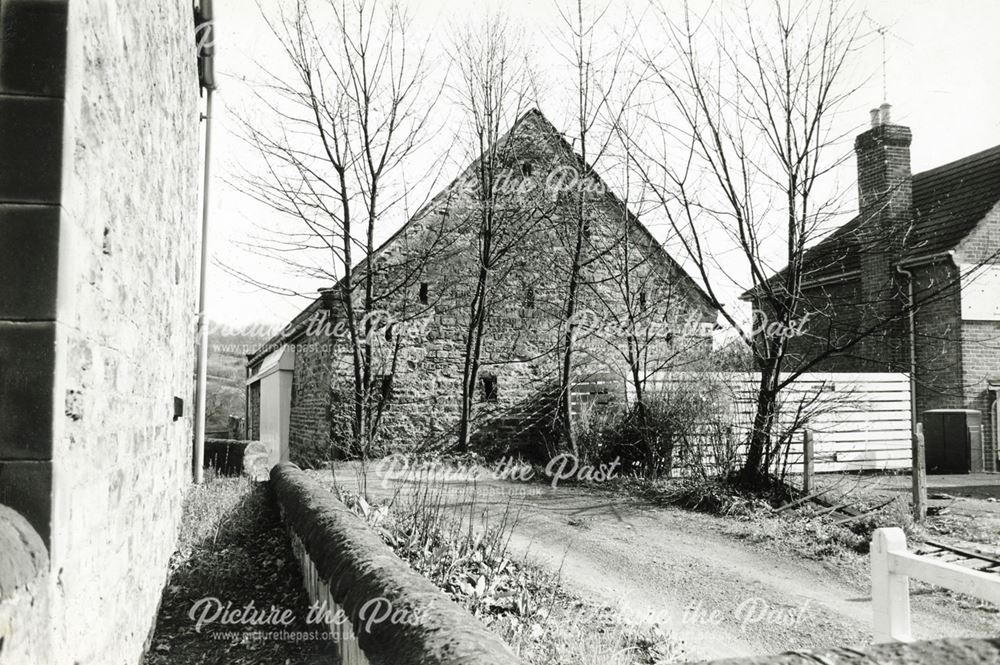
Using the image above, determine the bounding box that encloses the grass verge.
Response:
[143,476,336,665]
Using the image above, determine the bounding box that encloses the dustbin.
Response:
[922,409,983,474]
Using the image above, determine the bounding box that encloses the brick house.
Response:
[247,109,717,465]
[744,104,1000,472]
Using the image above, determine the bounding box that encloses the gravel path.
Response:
[325,468,1000,662]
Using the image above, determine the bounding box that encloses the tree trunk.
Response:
[458,272,488,450]
[740,362,781,486]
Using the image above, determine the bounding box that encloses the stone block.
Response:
[0,93,63,202]
[0,459,51,545]
[0,0,69,97]
[0,204,60,319]
[0,321,55,460]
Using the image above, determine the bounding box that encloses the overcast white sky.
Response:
[205,0,1000,333]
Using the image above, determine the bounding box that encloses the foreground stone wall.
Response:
[703,638,1000,665]
[45,1,202,662]
[271,463,523,665]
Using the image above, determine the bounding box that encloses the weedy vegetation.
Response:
[335,474,684,665]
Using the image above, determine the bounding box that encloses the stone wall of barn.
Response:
[276,111,715,463]
[287,336,337,466]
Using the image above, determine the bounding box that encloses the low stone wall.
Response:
[703,638,1000,664]
[204,439,248,476]
[0,505,50,664]
[270,463,522,665]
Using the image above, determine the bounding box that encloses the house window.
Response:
[418,282,429,305]
[481,374,498,402]
[524,286,535,309]
[521,162,533,177]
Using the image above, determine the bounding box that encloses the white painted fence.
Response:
[870,527,1000,643]
[289,531,370,665]
[641,371,912,473]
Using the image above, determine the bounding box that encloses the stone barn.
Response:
[247,110,717,465]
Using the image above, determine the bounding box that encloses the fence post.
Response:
[871,527,912,643]
[802,429,814,494]
[912,423,927,523]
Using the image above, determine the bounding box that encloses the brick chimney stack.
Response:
[853,103,913,370]
[855,103,913,247]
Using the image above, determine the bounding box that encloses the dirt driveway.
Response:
[320,467,1000,662]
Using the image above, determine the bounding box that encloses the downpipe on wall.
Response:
[193,0,216,483]
[895,249,956,433]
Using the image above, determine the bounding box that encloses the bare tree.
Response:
[552,0,632,454]
[231,0,444,473]
[626,0,867,484]
[628,0,998,485]
[448,15,546,450]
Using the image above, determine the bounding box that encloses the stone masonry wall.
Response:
[0,505,50,664]
[45,2,202,663]
[274,111,716,463]
[288,337,335,466]
[271,463,523,665]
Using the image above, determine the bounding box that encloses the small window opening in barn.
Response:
[481,374,498,402]
[521,161,533,177]
[524,286,535,309]
[379,374,393,402]
[374,374,394,401]
[419,282,429,305]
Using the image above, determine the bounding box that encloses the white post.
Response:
[871,527,912,643]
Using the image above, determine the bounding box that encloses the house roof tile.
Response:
[744,142,1000,298]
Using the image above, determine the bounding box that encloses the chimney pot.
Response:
[870,108,881,127]
[879,102,892,125]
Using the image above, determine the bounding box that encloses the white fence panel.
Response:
[871,527,1000,643]
[578,371,913,473]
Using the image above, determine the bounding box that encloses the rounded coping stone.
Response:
[270,462,523,665]
[699,638,1000,665]
[0,503,48,600]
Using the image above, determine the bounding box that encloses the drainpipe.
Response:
[193,0,217,483]
[895,264,918,430]
[895,249,957,433]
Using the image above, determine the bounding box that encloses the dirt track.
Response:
[323,468,1000,662]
